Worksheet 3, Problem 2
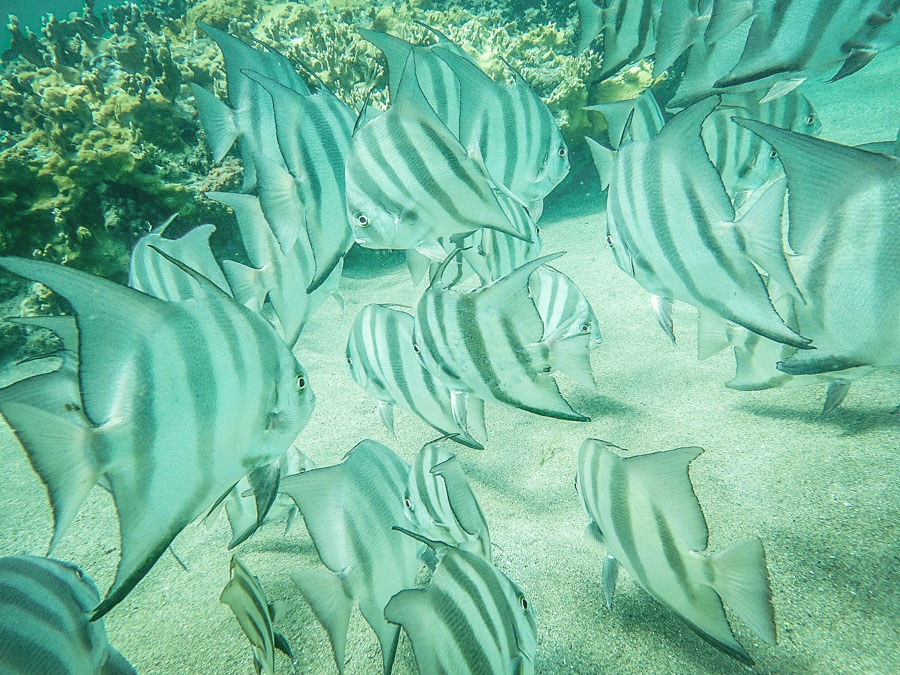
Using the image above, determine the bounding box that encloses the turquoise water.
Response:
[0,1,898,674]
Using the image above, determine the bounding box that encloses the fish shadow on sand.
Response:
[736,402,899,436]
[566,391,640,419]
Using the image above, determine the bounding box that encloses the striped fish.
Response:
[0,254,315,618]
[702,90,820,208]
[653,0,760,77]
[604,95,811,349]
[530,266,604,352]
[220,556,292,675]
[433,47,570,215]
[209,191,341,348]
[414,252,592,421]
[715,0,900,92]
[576,0,663,80]
[358,25,465,136]
[384,546,537,675]
[345,51,530,250]
[280,440,420,674]
[129,218,232,300]
[0,555,135,674]
[735,118,900,374]
[576,439,777,665]
[191,22,309,195]
[244,71,356,292]
[403,437,492,562]
[346,304,485,449]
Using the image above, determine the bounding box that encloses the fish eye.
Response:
[558,146,566,158]
[606,234,614,247]
[296,374,307,391]
[357,213,369,227]
[805,113,815,126]
[769,149,778,160]
[404,497,412,509]
[535,226,541,235]
[413,343,420,354]
[74,567,84,580]
[519,595,529,611]
[581,322,590,333]
[347,356,352,365]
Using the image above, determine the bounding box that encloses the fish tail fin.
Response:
[221,260,268,312]
[711,537,777,646]
[706,0,758,43]
[547,332,595,389]
[696,309,732,360]
[654,0,705,77]
[190,83,240,163]
[575,0,604,51]
[0,401,97,554]
[290,569,354,674]
[585,137,615,191]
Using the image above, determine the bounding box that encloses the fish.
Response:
[653,0,760,77]
[0,254,315,619]
[414,251,592,421]
[220,556,293,675]
[433,47,570,213]
[191,21,309,194]
[734,118,900,374]
[604,95,811,349]
[384,545,537,675]
[346,304,485,449]
[576,439,777,665]
[715,0,900,93]
[209,191,341,348]
[530,265,604,353]
[0,555,135,674]
[358,25,465,136]
[576,0,663,81]
[243,70,356,292]
[129,218,232,300]
[402,436,492,562]
[280,440,420,674]
[344,50,531,250]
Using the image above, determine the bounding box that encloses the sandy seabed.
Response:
[1,52,898,675]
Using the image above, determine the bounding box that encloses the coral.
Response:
[0,1,235,280]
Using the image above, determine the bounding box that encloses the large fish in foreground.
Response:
[220,556,293,675]
[415,252,592,422]
[0,255,315,618]
[576,439,777,665]
[280,440,420,674]
[345,51,530,250]
[346,304,485,448]
[0,555,135,674]
[604,95,810,349]
[734,119,900,374]
[384,545,537,675]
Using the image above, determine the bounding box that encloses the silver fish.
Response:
[403,437,492,562]
[384,545,537,675]
[576,0,663,81]
[414,252,592,421]
[0,555,135,674]
[345,51,530,250]
[576,439,777,665]
[280,440,420,674]
[220,556,292,675]
[0,254,315,618]
[346,304,485,448]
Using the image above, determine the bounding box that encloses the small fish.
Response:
[280,440,420,674]
[530,265,604,354]
[414,252,592,421]
[220,556,293,675]
[345,51,530,250]
[403,436,492,562]
[210,191,341,347]
[603,95,810,349]
[346,304,485,448]
[244,70,356,291]
[191,22,309,193]
[384,545,537,675]
[0,555,135,674]
[734,118,900,374]
[576,439,777,665]
[0,254,315,618]
[433,47,570,212]
[577,0,663,80]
